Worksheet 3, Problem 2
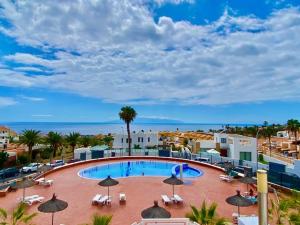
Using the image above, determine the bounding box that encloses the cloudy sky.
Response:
[1,0,300,123]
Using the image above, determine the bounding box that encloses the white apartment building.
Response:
[0,126,11,148]
[277,130,289,138]
[113,130,159,149]
[214,133,257,162]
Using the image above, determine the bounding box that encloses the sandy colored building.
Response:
[0,126,17,149]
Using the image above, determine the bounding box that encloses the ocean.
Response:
[1,122,254,135]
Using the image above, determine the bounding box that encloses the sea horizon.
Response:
[1,121,260,135]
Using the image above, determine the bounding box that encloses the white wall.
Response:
[214,133,229,149]
[262,154,292,166]
[291,160,300,177]
[199,140,215,149]
[228,136,257,162]
[74,147,91,160]
[214,133,257,162]
[113,131,158,149]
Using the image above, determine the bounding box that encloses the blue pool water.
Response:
[78,161,203,179]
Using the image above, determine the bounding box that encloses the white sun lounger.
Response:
[92,194,102,204]
[18,195,39,202]
[219,175,233,182]
[98,195,109,205]
[36,178,54,186]
[36,178,45,183]
[173,194,183,203]
[119,193,126,202]
[24,196,44,205]
[161,195,171,205]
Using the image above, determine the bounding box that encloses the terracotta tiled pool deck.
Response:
[0,157,259,225]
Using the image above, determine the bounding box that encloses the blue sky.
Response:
[1,0,300,124]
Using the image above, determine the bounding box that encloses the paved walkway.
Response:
[0,159,258,225]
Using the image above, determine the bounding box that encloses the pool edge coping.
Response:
[76,160,203,180]
[36,156,225,180]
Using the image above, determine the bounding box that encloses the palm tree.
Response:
[102,135,114,148]
[289,213,300,225]
[19,129,41,163]
[288,190,300,224]
[186,201,228,225]
[244,126,259,138]
[287,119,300,141]
[262,125,276,156]
[119,106,137,156]
[268,190,300,225]
[46,132,63,158]
[82,214,112,225]
[287,119,300,159]
[0,203,37,225]
[66,132,81,159]
[268,198,290,225]
[80,136,91,147]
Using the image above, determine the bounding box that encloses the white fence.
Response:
[75,148,300,177]
[132,218,199,225]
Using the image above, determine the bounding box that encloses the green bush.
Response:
[17,154,29,165]
[146,145,157,149]
[40,148,53,160]
[258,154,268,164]
[0,151,9,169]
[134,144,141,149]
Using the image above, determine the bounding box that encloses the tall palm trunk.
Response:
[268,136,272,157]
[53,146,57,157]
[28,145,33,163]
[126,122,131,156]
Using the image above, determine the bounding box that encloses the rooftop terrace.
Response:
[1,157,258,225]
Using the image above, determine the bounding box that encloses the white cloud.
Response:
[153,0,194,6]
[0,1,300,105]
[14,66,43,72]
[0,97,17,107]
[18,95,45,102]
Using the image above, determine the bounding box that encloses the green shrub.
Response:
[17,154,29,165]
[134,144,141,149]
[40,148,53,160]
[0,151,9,169]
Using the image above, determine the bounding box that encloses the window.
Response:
[148,137,150,142]
[141,137,143,142]
[240,152,252,161]
[126,138,128,143]
[221,138,227,143]
[121,138,123,143]
[138,137,140,143]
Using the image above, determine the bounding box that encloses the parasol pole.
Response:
[172,185,175,197]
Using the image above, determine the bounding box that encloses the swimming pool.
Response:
[78,160,203,179]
